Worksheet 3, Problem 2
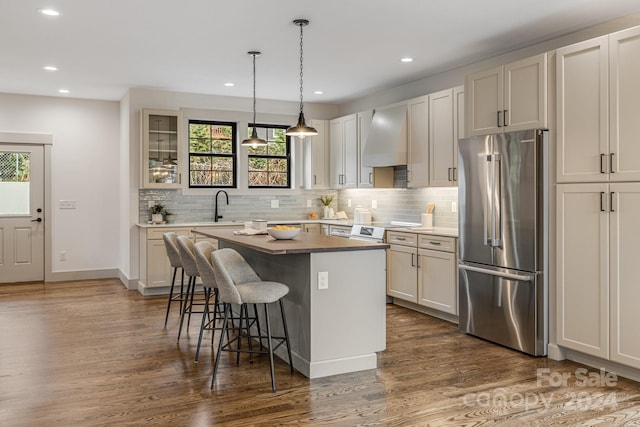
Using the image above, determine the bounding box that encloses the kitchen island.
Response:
[193,228,389,379]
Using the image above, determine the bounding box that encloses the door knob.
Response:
[31,217,42,222]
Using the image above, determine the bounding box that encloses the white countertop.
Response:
[386,226,458,238]
[136,219,354,229]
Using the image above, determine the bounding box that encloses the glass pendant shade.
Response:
[286,19,317,139]
[242,51,267,147]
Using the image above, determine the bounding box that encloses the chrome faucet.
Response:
[214,190,229,222]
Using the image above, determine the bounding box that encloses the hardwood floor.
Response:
[2,279,640,426]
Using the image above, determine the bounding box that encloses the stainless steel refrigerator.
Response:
[458,129,548,356]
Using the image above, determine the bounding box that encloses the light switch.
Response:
[271,199,279,208]
[306,199,312,208]
[371,200,377,209]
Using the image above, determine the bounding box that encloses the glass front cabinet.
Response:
[141,109,182,188]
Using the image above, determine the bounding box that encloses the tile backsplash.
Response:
[139,187,458,229]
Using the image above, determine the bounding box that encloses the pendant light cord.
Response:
[298,22,304,115]
[252,53,257,127]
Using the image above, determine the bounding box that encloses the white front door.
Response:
[0,144,44,283]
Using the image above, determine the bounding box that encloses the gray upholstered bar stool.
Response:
[210,248,293,392]
[193,241,223,362]
[162,232,185,327]
[194,241,263,363]
[175,235,205,341]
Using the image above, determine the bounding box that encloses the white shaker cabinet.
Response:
[387,231,458,315]
[357,110,374,188]
[556,184,609,358]
[557,27,640,183]
[428,87,464,187]
[609,27,640,182]
[556,37,609,183]
[303,119,329,189]
[466,53,547,136]
[407,96,429,188]
[329,114,357,189]
[556,182,640,369]
[387,232,419,303]
[417,235,457,315]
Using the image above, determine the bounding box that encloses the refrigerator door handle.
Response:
[491,155,502,247]
[459,263,534,282]
[484,154,492,246]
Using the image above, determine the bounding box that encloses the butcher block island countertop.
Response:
[192,228,389,255]
[193,228,388,379]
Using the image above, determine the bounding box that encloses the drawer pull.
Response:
[427,241,442,246]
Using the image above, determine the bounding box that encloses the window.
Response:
[188,120,236,188]
[248,124,291,188]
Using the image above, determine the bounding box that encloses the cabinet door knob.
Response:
[600,192,606,212]
[610,192,615,212]
[497,110,502,127]
[503,110,509,127]
[600,154,606,174]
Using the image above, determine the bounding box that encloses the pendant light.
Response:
[285,18,318,139]
[241,51,267,147]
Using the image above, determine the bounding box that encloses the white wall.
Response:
[0,93,120,276]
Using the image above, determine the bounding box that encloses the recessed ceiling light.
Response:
[400,57,414,63]
[58,89,70,94]
[314,91,324,95]
[224,82,235,87]
[43,65,58,71]
[38,8,60,16]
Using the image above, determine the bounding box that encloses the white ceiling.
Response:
[2,0,640,104]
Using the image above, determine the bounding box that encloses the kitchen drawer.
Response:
[147,227,191,240]
[386,231,418,247]
[418,235,456,252]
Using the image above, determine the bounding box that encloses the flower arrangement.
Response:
[319,195,334,206]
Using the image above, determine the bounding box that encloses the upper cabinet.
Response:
[407,96,429,188]
[357,110,374,188]
[428,87,464,187]
[141,109,182,189]
[302,119,329,189]
[329,114,358,189]
[557,28,640,183]
[466,53,547,136]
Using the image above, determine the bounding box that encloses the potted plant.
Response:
[150,203,165,224]
[319,195,334,219]
[164,210,175,224]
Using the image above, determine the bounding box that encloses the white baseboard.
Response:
[564,348,640,384]
[391,298,459,324]
[47,268,120,283]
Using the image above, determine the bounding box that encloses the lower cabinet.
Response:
[556,182,640,369]
[386,231,458,315]
[138,225,241,294]
[302,223,321,234]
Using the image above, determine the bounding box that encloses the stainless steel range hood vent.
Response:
[362,104,408,167]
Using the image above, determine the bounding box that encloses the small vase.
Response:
[151,213,163,224]
[323,206,330,219]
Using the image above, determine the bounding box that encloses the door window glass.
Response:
[0,151,30,215]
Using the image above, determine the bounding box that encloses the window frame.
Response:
[247,123,292,189]
[187,119,237,189]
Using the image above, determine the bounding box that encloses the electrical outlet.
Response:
[59,251,67,261]
[148,201,155,208]
[347,199,352,207]
[318,271,329,290]
[371,200,377,209]
[306,199,312,208]
[271,199,279,208]
[452,202,457,213]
